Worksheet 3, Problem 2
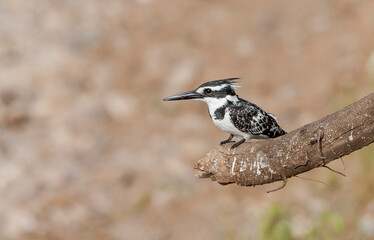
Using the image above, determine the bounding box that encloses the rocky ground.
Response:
[0,0,374,239]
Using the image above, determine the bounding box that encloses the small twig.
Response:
[267,173,287,193]
[340,157,346,172]
[295,175,327,186]
[323,165,346,177]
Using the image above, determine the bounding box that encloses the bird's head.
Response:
[163,78,240,107]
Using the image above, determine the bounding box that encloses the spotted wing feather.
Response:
[228,99,286,138]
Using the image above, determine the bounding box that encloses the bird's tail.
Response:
[268,113,287,136]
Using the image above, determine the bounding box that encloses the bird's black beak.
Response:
[163,90,203,101]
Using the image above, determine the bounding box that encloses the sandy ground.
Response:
[0,0,374,239]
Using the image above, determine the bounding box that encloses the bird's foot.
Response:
[230,138,246,149]
[220,140,235,145]
[220,134,234,145]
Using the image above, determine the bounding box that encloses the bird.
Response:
[163,78,286,149]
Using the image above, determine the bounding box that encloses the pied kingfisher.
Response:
[163,78,286,149]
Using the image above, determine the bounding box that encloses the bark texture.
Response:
[194,93,374,189]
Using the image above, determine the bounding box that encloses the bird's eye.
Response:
[204,88,212,94]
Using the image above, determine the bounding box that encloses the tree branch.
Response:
[194,93,374,190]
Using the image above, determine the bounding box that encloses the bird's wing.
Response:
[229,101,286,138]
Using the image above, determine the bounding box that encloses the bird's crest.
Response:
[198,78,241,90]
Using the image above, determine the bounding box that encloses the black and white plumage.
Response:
[163,78,286,149]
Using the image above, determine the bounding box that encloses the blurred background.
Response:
[0,0,374,239]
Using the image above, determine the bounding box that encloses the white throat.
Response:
[200,95,239,117]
